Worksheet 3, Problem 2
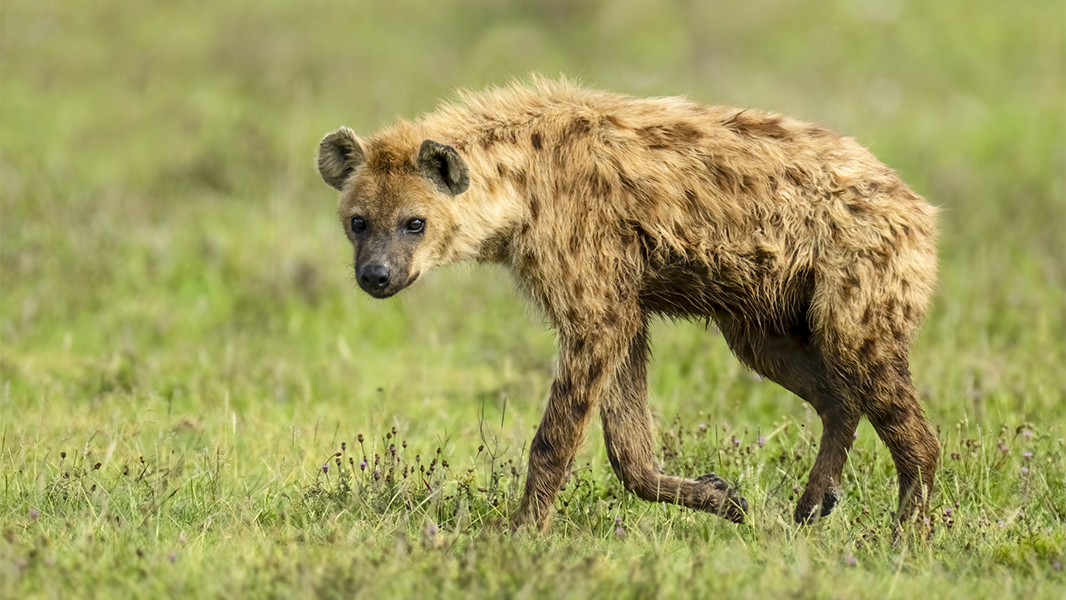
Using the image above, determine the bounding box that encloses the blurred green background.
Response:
[1,1,1063,597]
[2,0,1062,429]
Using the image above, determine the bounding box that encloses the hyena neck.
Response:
[434,137,534,266]
[415,84,603,265]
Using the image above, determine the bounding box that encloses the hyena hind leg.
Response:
[853,354,940,521]
[716,314,861,524]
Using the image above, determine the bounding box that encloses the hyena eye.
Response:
[405,218,425,234]
[350,216,367,233]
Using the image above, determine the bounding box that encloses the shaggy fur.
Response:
[317,77,940,532]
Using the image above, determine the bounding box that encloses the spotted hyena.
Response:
[317,78,939,531]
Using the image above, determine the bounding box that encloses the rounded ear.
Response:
[417,140,470,196]
[317,127,365,190]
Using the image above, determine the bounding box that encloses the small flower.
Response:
[698,424,706,431]
[999,443,1009,454]
[168,552,177,564]
[998,521,1005,527]
[845,556,857,567]
[322,463,329,474]
[1023,452,1033,459]
[944,508,953,518]
[758,436,766,447]
[1053,561,1062,571]
[28,508,39,520]
[1022,430,1032,440]
[1021,467,1029,474]
[360,461,367,471]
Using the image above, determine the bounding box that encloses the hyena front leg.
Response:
[600,319,747,522]
[512,309,637,532]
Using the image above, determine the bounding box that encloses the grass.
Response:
[1,0,1064,598]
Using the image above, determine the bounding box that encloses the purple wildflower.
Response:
[322,463,329,474]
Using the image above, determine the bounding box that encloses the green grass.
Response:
[1,0,1064,598]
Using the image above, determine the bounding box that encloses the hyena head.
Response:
[317,127,470,299]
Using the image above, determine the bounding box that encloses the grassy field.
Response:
[1,0,1064,597]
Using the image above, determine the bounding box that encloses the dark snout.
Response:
[355,260,417,299]
[359,264,391,292]
[353,236,419,299]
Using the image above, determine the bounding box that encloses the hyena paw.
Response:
[510,501,551,534]
[794,488,838,524]
[696,473,748,523]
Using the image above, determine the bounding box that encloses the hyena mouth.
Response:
[357,271,421,299]
[361,287,399,299]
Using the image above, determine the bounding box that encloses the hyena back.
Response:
[317,78,939,531]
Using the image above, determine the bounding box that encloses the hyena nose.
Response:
[359,264,391,290]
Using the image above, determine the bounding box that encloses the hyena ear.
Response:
[417,140,470,196]
[318,127,365,191]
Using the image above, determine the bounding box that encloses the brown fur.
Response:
[317,77,940,531]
